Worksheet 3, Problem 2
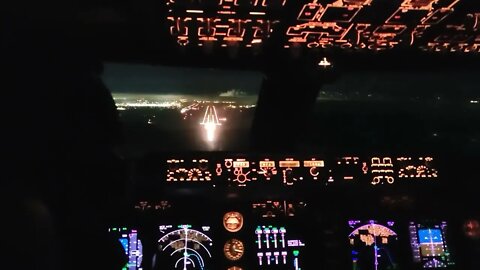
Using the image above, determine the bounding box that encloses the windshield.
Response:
[104,64,480,156]
[103,63,263,156]
[311,70,480,154]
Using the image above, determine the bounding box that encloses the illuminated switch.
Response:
[256,228,263,249]
[280,227,286,248]
[288,240,299,247]
[274,251,280,264]
[271,227,279,248]
[282,251,287,264]
[257,252,263,266]
[264,227,271,248]
[266,252,272,265]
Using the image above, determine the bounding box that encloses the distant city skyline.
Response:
[103,63,479,103]
[112,92,258,107]
[103,63,263,95]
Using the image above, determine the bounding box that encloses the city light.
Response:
[115,101,182,109]
[112,94,258,148]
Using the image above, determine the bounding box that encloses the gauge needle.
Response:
[234,248,242,252]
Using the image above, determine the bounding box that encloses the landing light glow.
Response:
[205,123,217,142]
[201,105,222,143]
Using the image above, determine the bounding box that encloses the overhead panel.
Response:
[166,0,287,48]
[165,0,479,53]
[285,0,479,53]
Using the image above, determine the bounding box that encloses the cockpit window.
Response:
[103,63,262,156]
[313,70,480,153]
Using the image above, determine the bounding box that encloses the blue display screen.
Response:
[418,229,443,244]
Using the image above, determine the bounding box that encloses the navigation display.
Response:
[348,220,400,270]
[155,224,214,270]
[409,221,455,268]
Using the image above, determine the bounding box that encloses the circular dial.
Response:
[233,168,250,184]
[188,168,201,180]
[309,167,319,177]
[283,168,298,185]
[235,173,249,184]
[223,212,244,232]
[176,168,189,180]
[223,239,244,261]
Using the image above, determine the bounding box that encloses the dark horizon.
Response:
[102,63,264,95]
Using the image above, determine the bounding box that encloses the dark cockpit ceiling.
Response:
[11,0,480,70]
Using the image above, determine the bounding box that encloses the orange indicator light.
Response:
[303,160,325,167]
[233,161,250,168]
[279,161,300,167]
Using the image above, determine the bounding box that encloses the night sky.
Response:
[102,63,264,96]
[102,62,479,102]
[321,70,480,101]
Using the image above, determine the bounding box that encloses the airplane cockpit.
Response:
[3,0,480,270]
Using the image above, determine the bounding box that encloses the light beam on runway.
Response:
[200,105,222,142]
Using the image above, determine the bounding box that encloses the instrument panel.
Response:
[114,200,310,270]
[163,154,439,187]
[112,207,480,270]
[111,152,479,269]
